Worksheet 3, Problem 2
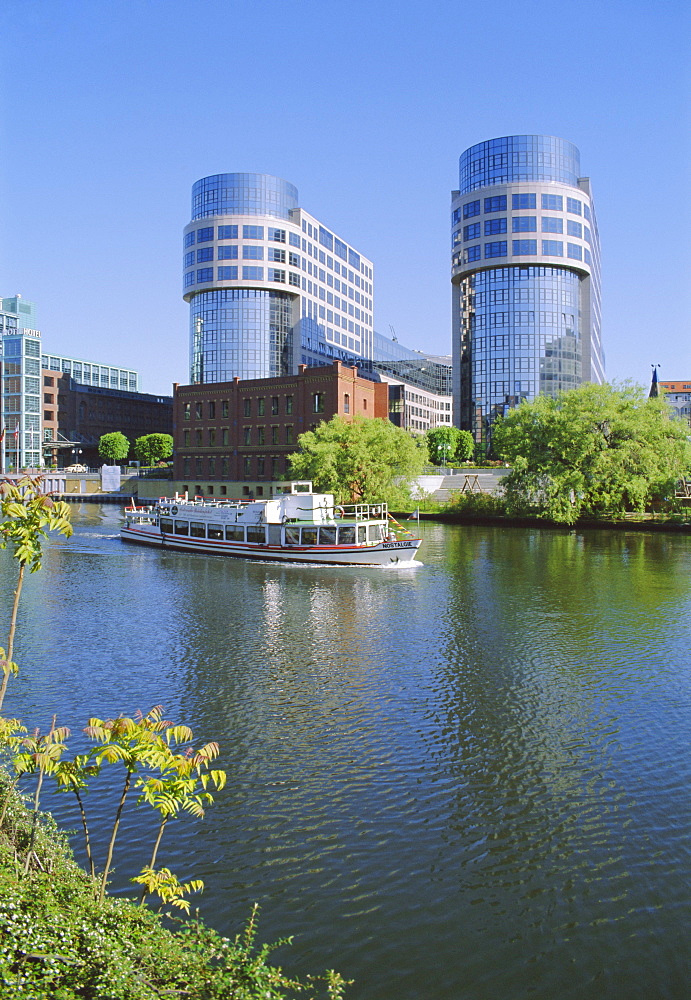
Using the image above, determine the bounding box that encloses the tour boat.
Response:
[121,481,422,566]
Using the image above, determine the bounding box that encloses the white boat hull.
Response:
[120,524,420,566]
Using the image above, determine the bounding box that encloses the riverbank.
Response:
[402,510,691,533]
[0,772,345,999]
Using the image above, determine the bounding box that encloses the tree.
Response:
[493,382,691,524]
[0,478,72,709]
[426,426,475,465]
[134,433,173,467]
[98,432,129,465]
[289,416,428,506]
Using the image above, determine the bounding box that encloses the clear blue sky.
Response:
[1,0,689,395]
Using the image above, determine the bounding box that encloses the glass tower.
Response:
[183,174,375,383]
[451,135,604,449]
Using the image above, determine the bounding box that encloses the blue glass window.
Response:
[268,268,286,282]
[542,217,563,233]
[484,195,507,213]
[466,245,481,262]
[512,193,536,210]
[268,247,285,263]
[567,220,582,238]
[485,241,507,258]
[485,218,507,235]
[184,251,195,267]
[541,194,563,211]
[243,225,264,239]
[513,239,537,255]
[583,205,591,221]
[319,226,334,251]
[185,232,196,247]
[197,268,213,281]
[197,227,214,242]
[218,225,238,240]
[584,227,591,243]
[242,266,264,280]
[542,240,563,256]
[268,227,286,242]
[184,271,195,287]
[243,245,264,260]
[197,247,213,262]
[217,266,238,280]
[512,216,536,232]
[288,251,300,267]
[584,248,592,265]
[348,249,361,270]
[567,198,582,215]
[464,223,481,241]
[289,232,301,248]
[463,200,481,219]
[289,272,301,287]
[218,245,238,260]
[567,243,582,261]
[334,238,347,261]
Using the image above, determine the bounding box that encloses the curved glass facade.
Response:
[190,289,295,383]
[460,135,581,193]
[192,174,299,221]
[452,136,604,450]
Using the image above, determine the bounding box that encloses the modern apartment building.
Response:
[183,173,374,384]
[451,135,605,448]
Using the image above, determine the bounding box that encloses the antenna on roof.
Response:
[389,324,398,342]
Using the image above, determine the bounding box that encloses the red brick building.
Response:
[173,361,388,487]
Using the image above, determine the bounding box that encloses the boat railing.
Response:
[331,501,389,521]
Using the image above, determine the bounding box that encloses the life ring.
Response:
[171,505,178,515]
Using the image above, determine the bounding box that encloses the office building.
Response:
[0,299,42,469]
[451,135,604,448]
[183,173,374,384]
[172,361,387,495]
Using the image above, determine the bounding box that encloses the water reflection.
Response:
[1,509,690,999]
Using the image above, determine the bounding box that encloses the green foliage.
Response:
[132,866,204,914]
[134,433,173,467]
[289,416,428,506]
[0,476,73,574]
[0,478,72,709]
[98,432,129,464]
[425,426,475,465]
[0,777,348,998]
[446,490,507,517]
[493,382,691,524]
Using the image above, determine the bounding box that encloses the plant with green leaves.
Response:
[84,706,194,903]
[425,426,474,466]
[134,433,173,467]
[0,477,72,710]
[289,415,428,506]
[132,866,205,914]
[11,716,70,870]
[493,382,691,524]
[98,431,129,465]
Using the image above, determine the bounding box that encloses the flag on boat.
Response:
[407,508,420,520]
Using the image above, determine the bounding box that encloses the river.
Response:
[2,504,689,999]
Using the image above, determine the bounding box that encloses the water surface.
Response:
[2,506,689,999]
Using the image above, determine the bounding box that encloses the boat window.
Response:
[247,526,266,543]
[207,524,224,540]
[367,524,383,543]
[319,526,337,545]
[174,520,189,536]
[338,525,356,544]
[225,526,244,542]
[190,521,206,538]
[357,525,367,543]
[301,527,318,545]
[285,526,300,545]
[160,518,173,534]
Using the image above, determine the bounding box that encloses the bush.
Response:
[446,491,507,516]
[0,771,347,1000]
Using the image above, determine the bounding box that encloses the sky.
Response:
[1,0,689,396]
